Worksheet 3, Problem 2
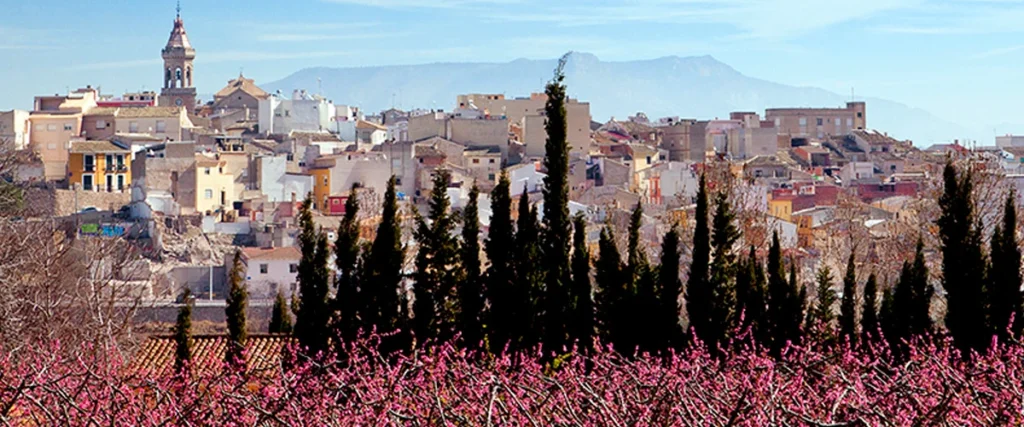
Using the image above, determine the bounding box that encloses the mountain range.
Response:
[263,52,970,146]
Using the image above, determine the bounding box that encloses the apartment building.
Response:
[457,93,591,155]
[766,102,866,142]
[0,110,30,150]
[68,140,132,192]
[258,90,335,135]
[29,87,99,180]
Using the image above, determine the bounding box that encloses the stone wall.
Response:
[22,187,131,217]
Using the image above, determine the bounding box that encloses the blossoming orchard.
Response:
[1,57,1023,424]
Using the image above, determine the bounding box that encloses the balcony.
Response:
[84,164,95,172]
[105,164,128,173]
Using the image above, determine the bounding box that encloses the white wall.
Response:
[243,258,298,299]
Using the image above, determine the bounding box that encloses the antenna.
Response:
[851,87,855,102]
[317,77,322,97]
[176,0,181,17]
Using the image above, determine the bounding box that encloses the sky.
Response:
[2,0,1023,140]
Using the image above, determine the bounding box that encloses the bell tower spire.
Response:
[159,1,197,110]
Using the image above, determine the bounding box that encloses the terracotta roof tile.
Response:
[241,246,301,261]
[130,334,294,377]
[69,140,130,153]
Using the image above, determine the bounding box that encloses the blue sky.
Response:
[2,0,1023,139]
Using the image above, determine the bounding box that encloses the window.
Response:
[218,167,223,174]
[204,189,213,199]
[286,153,294,161]
[798,118,807,126]
[260,264,269,274]
[834,118,841,127]
[646,156,652,165]
[155,120,166,133]
[857,112,863,118]
[47,124,57,131]
[846,118,853,127]
[34,124,43,132]
[472,158,480,164]
[106,154,113,166]
[395,178,402,186]
[489,159,495,164]
[332,199,340,205]
[47,143,56,150]
[204,168,211,175]
[816,118,823,126]
[322,176,328,185]
[488,173,495,181]
[289,264,298,273]
[82,174,93,191]
[96,120,107,129]
[129,121,139,133]
[63,123,73,131]
[116,154,124,165]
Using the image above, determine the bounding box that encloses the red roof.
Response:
[130,334,294,377]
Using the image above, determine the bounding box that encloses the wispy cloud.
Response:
[319,0,519,9]
[256,31,414,42]
[970,45,1024,59]
[71,51,354,71]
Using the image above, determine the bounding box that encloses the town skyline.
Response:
[2,0,1024,140]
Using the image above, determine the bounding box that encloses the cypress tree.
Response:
[626,202,657,353]
[513,188,543,351]
[294,198,331,356]
[225,250,248,366]
[485,171,515,353]
[594,226,624,350]
[879,284,896,345]
[706,190,740,354]
[890,239,933,348]
[839,252,858,342]
[412,170,461,344]
[736,246,768,344]
[540,54,573,355]
[685,174,711,345]
[269,290,293,334]
[808,266,838,345]
[766,232,805,356]
[333,185,362,342]
[938,161,989,353]
[988,191,1023,340]
[657,224,683,350]
[569,213,594,350]
[861,272,879,342]
[458,184,485,348]
[364,176,405,345]
[174,288,193,374]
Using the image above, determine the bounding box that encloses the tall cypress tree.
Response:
[766,232,804,356]
[938,161,989,353]
[485,171,515,353]
[705,190,739,354]
[988,191,1024,340]
[888,241,932,350]
[540,54,573,355]
[364,176,406,347]
[569,213,594,350]
[839,252,858,342]
[879,284,896,344]
[333,185,362,343]
[269,290,293,334]
[513,189,543,351]
[225,250,248,366]
[861,272,879,342]
[627,202,657,353]
[685,174,711,345]
[657,224,683,350]
[736,246,768,345]
[458,184,485,348]
[412,170,461,344]
[594,226,624,350]
[174,288,193,374]
[294,198,331,356]
[808,266,838,345]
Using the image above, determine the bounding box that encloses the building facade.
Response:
[158,8,197,109]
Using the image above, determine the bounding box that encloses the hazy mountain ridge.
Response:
[264,52,970,145]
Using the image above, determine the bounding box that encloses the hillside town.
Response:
[0,9,1018,329]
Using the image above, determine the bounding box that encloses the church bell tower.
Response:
[159,2,197,109]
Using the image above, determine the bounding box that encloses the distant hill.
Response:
[264,52,970,145]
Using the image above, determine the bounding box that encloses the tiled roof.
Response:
[853,130,900,146]
[83,107,119,117]
[116,107,183,118]
[289,131,341,142]
[356,119,387,131]
[130,334,293,376]
[214,74,269,99]
[241,246,301,261]
[69,140,130,153]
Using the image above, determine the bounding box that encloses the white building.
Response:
[255,155,313,203]
[0,110,31,150]
[233,247,301,299]
[507,161,546,196]
[997,135,1024,149]
[258,90,336,135]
